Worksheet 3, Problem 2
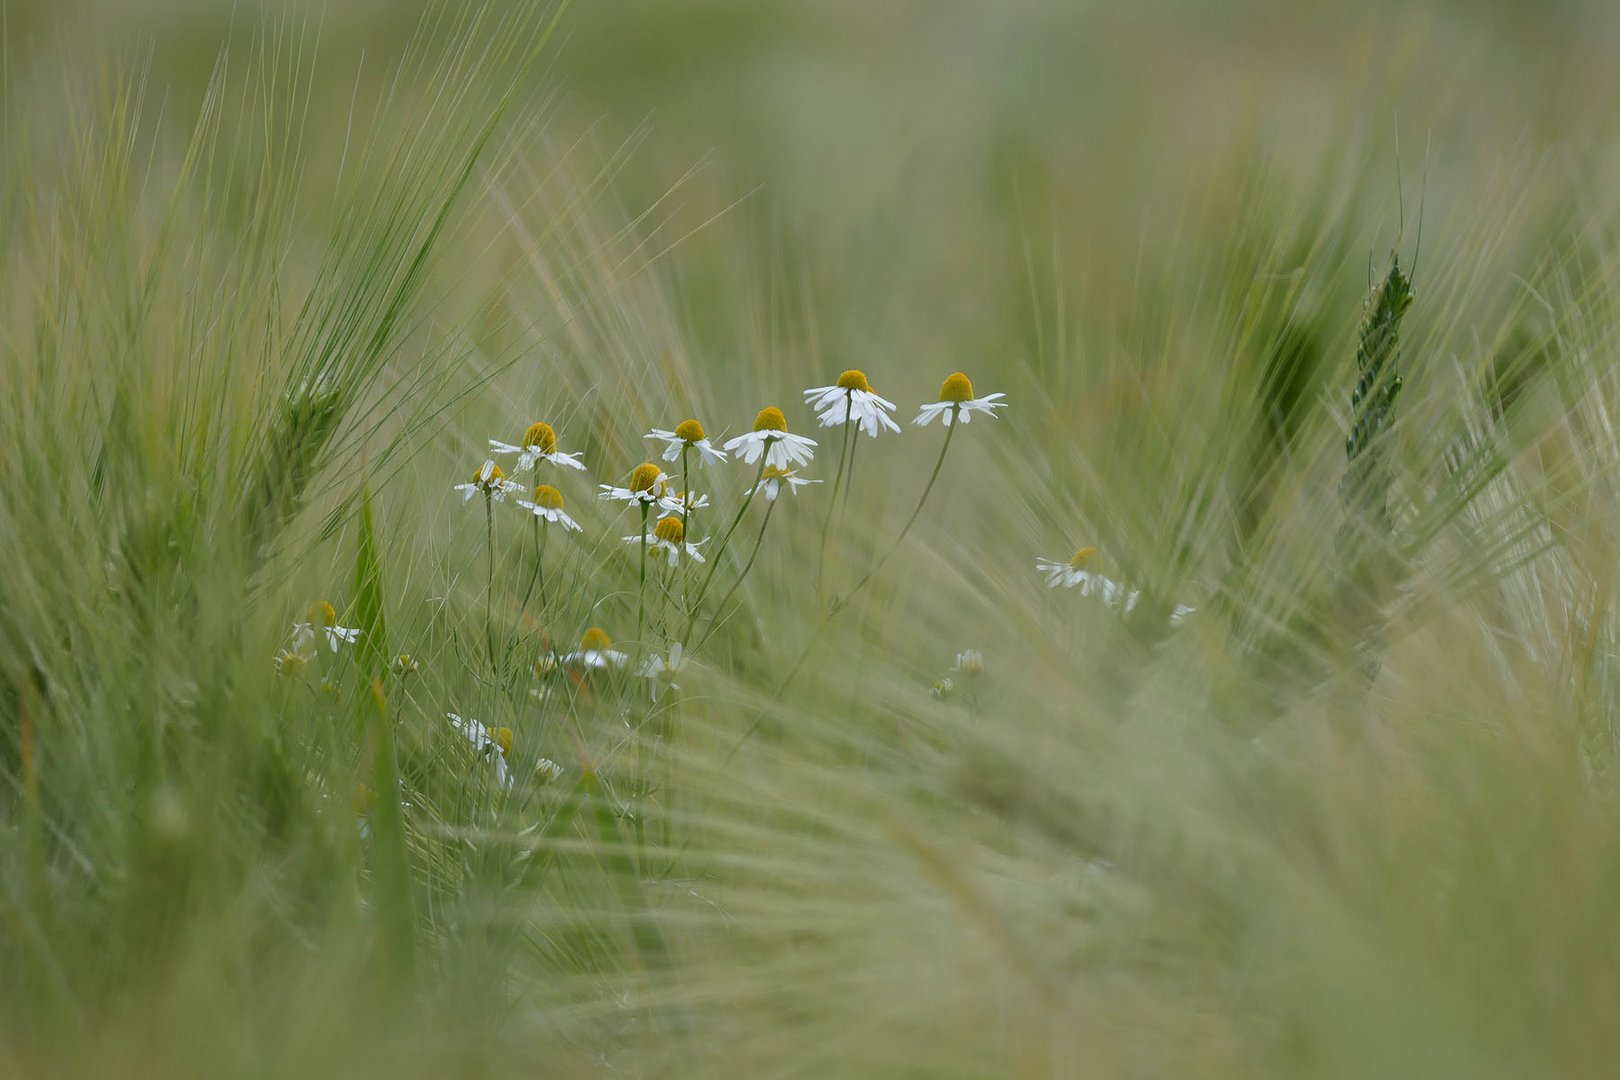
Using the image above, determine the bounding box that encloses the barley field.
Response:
[5,1,1620,1076]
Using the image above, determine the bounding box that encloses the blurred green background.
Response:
[11,0,1620,373]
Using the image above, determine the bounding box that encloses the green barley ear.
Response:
[1341,255,1414,534]
[242,376,345,561]
[1325,254,1415,720]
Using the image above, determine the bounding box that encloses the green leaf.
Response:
[364,676,416,989]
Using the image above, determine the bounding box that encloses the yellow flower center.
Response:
[1069,546,1099,570]
[309,600,337,626]
[629,463,663,493]
[275,650,308,676]
[531,484,564,509]
[673,418,706,443]
[939,372,974,402]
[761,465,793,480]
[654,515,685,544]
[835,369,872,392]
[486,726,514,756]
[521,421,558,453]
[474,462,506,486]
[752,406,787,432]
[581,627,613,651]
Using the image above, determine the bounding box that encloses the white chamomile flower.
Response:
[562,627,629,670]
[1037,548,1194,624]
[804,369,901,437]
[625,515,707,568]
[646,419,728,466]
[721,407,817,470]
[1036,547,1105,591]
[914,371,1007,426]
[534,758,564,784]
[488,421,587,473]
[446,712,514,789]
[515,484,583,532]
[1036,549,1133,608]
[754,465,820,502]
[638,642,687,702]
[453,460,522,503]
[599,462,668,506]
[391,654,421,676]
[292,600,362,653]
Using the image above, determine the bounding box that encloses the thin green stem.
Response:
[637,501,649,644]
[696,495,776,651]
[484,494,496,671]
[683,454,768,642]
[815,408,855,597]
[724,410,959,763]
[832,410,957,614]
[518,515,542,614]
[680,443,692,610]
[538,524,550,612]
[842,424,860,510]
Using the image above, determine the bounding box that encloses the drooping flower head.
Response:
[915,371,1007,427]
[489,420,588,472]
[805,369,900,437]
[646,418,728,466]
[516,483,582,531]
[722,406,817,471]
